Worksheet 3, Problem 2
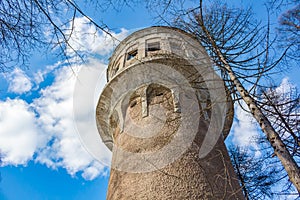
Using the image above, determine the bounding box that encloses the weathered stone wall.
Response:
[107,83,243,199]
[96,26,245,200]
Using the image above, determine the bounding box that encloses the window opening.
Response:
[114,63,120,74]
[147,42,160,52]
[127,49,138,60]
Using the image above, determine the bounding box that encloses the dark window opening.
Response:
[113,64,120,75]
[130,99,137,108]
[147,42,160,52]
[127,49,138,60]
[115,64,119,71]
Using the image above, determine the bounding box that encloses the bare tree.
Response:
[278,4,300,60]
[228,80,300,199]
[0,0,121,72]
[279,4,300,33]
[197,3,300,193]
[229,146,284,200]
[255,81,300,197]
[167,0,300,193]
[259,82,300,159]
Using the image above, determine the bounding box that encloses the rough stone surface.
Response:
[107,84,243,199]
[96,27,245,200]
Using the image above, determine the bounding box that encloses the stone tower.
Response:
[96,27,244,199]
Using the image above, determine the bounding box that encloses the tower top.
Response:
[106,26,202,81]
[97,26,233,152]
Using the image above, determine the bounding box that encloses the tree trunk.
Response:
[198,0,300,193]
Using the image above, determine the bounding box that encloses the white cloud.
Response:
[0,20,128,180]
[231,78,297,155]
[262,77,298,141]
[0,99,39,165]
[6,68,33,94]
[275,77,292,94]
[231,102,259,151]
[273,77,296,104]
[32,62,110,179]
[0,63,110,180]
[66,17,128,57]
[33,61,63,86]
[82,161,107,181]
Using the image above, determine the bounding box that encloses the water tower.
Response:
[96,26,244,199]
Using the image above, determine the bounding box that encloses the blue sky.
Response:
[0,1,299,200]
[0,2,153,200]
